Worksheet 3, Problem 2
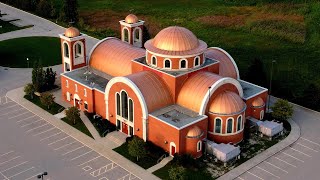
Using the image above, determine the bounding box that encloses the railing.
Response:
[157,154,167,164]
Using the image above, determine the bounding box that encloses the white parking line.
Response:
[16,115,36,123]
[0,171,8,180]
[26,123,49,133]
[70,150,93,161]
[289,147,312,157]
[33,127,55,136]
[256,165,280,179]
[247,171,264,180]
[0,108,24,116]
[0,104,18,111]
[40,132,61,141]
[8,111,29,119]
[282,152,304,162]
[48,136,69,145]
[54,141,77,150]
[1,161,28,173]
[77,156,101,166]
[21,119,42,127]
[296,142,319,152]
[265,161,288,173]
[274,156,297,168]
[0,151,14,157]
[99,177,108,180]
[300,137,320,147]
[25,173,42,180]
[7,167,34,178]
[62,146,84,156]
[0,156,20,166]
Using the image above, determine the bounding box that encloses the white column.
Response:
[143,118,148,141]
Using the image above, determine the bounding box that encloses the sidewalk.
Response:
[218,118,300,180]
[7,87,160,180]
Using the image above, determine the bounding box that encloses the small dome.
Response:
[125,14,139,24]
[209,91,246,115]
[186,126,203,138]
[252,97,265,107]
[144,26,207,56]
[65,27,80,38]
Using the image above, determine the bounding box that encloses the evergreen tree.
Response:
[36,0,54,18]
[246,58,268,88]
[60,0,79,23]
[32,60,45,92]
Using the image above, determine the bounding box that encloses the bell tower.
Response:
[59,27,87,72]
[119,14,145,48]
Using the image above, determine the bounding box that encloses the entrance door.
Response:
[122,122,128,135]
[75,99,80,108]
[170,142,176,156]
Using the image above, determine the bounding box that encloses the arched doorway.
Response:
[73,94,81,109]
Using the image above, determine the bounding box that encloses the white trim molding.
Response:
[179,59,188,69]
[163,58,172,69]
[170,142,176,156]
[226,117,234,134]
[121,26,131,44]
[207,47,240,79]
[199,77,244,115]
[105,76,148,141]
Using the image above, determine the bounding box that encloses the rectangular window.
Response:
[75,84,78,92]
[129,99,133,122]
[84,89,87,97]
[116,93,120,116]
[66,92,70,101]
[66,80,69,88]
[227,119,233,133]
[215,119,221,133]
[84,102,88,110]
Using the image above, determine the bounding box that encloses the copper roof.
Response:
[186,126,203,138]
[65,27,80,38]
[125,14,139,24]
[209,91,246,115]
[89,38,145,77]
[205,48,239,79]
[252,97,265,107]
[177,71,223,113]
[126,71,173,113]
[144,26,207,56]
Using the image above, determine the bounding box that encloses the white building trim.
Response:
[163,58,172,69]
[121,26,131,44]
[179,59,188,69]
[170,142,176,156]
[199,77,244,115]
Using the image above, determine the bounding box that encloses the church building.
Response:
[59,14,268,158]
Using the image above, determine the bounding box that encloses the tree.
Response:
[271,99,293,121]
[60,0,79,23]
[32,60,45,92]
[44,68,56,90]
[246,58,268,88]
[24,83,35,99]
[65,106,80,125]
[128,136,147,161]
[169,166,186,180]
[300,83,320,110]
[40,93,55,109]
[36,0,55,18]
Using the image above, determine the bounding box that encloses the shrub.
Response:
[271,99,293,121]
[65,106,80,125]
[128,136,147,161]
[36,0,55,18]
[169,166,186,180]
[24,83,35,99]
[40,93,55,109]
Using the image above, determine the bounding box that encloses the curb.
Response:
[218,118,300,180]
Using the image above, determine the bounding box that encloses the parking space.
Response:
[237,136,320,180]
[0,96,140,180]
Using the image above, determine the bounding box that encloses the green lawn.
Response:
[24,95,64,115]
[0,37,61,68]
[0,19,22,34]
[61,117,94,139]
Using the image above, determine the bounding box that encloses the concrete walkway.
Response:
[147,156,173,173]
[7,87,160,180]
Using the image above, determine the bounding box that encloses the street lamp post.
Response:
[27,58,29,68]
[268,60,276,112]
[37,172,47,180]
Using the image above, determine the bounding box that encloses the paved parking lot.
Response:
[0,96,140,180]
[236,131,320,180]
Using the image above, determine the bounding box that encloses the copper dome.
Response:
[125,14,139,24]
[252,97,265,107]
[209,91,246,115]
[186,126,203,138]
[65,27,80,38]
[144,26,207,56]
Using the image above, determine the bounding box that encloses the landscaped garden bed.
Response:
[84,112,116,137]
[61,117,93,139]
[24,95,64,115]
[0,19,22,34]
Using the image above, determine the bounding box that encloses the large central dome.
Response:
[152,26,199,51]
[144,26,207,56]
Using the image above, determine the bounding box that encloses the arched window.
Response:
[129,99,133,122]
[227,118,233,133]
[151,56,157,66]
[64,43,69,58]
[197,141,202,152]
[194,56,200,67]
[180,59,187,69]
[123,28,129,42]
[121,91,128,119]
[75,43,82,58]
[164,59,171,69]
[214,118,222,133]
[134,28,141,43]
[116,93,120,116]
[237,115,242,131]
[260,110,264,120]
